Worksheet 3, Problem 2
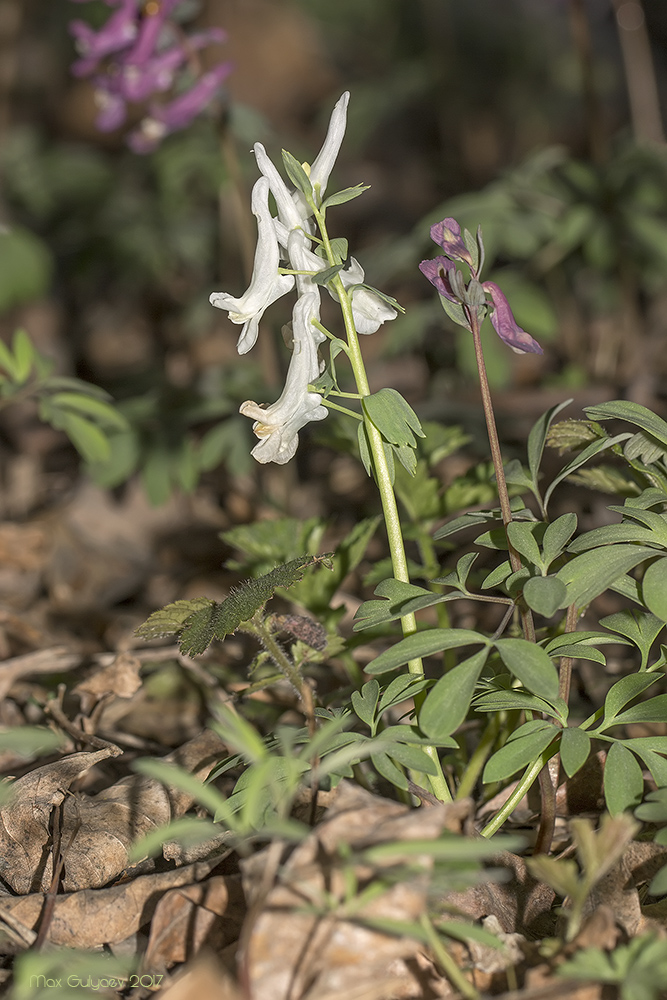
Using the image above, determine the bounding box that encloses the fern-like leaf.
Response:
[136,555,332,656]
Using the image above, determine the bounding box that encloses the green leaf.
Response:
[0,726,64,758]
[585,400,667,450]
[506,521,542,566]
[56,411,112,463]
[321,183,370,209]
[483,724,558,783]
[48,391,128,429]
[542,512,578,568]
[353,578,447,631]
[601,609,665,667]
[433,510,499,541]
[556,545,657,610]
[473,690,561,718]
[527,399,574,493]
[362,388,425,448]
[608,694,667,728]
[281,149,312,196]
[310,263,345,286]
[365,629,489,675]
[0,226,53,311]
[11,328,37,384]
[560,727,591,778]
[136,556,330,655]
[643,558,667,622]
[568,523,663,552]
[382,742,439,775]
[544,433,631,508]
[602,673,661,724]
[523,575,568,617]
[604,741,644,815]
[419,649,489,741]
[351,679,380,727]
[371,751,408,789]
[495,638,560,700]
[377,675,431,716]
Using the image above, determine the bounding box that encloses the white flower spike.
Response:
[209,176,294,355]
[239,290,327,464]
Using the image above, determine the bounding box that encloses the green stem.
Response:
[319,398,363,420]
[455,713,500,801]
[244,616,304,699]
[420,915,480,1000]
[480,747,556,838]
[315,208,451,804]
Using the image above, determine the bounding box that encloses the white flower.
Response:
[209,176,294,355]
[338,257,398,335]
[239,290,327,464]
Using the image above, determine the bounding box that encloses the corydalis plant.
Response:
[419,218,543,355]
[210,92,400,465]
[68,0,231,152]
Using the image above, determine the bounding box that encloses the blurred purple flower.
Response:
[70,0,139,76]
[429,218,475,269]
[69,0,231,152]
[127,61,232,152]
[482,282,543,355]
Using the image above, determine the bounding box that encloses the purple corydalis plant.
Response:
[68,0,231,152]
[420,217,543,355]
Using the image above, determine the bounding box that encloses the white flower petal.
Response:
[209,177,294,354]
[254,142,303,232]
[239,290,327,464]
[309,91,350,197]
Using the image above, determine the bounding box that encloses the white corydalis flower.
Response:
[209,176,294,355]
[239,290,327,465]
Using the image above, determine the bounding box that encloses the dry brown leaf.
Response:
[0,859,224,949]
[59,728,227,891]
[72,651,142,709]
[241,781,461,1000]
[158,954,242,1000]
[0,746,121,894]
[143,874,245,970]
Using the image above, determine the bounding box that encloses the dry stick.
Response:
[533,602,579,855]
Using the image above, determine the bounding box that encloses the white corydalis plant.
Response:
[210,91,398,465]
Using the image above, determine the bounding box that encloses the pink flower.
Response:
[429,218,476,269]
[482,282,543,355]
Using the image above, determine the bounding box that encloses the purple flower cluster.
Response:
[69,0,232,152]
[420,218,543,354]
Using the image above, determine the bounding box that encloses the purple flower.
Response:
[127,61,232,153]
[429,218,476,269]
[70,0,139,77]
[482,282,543,355]
[418,255,458,301]
[69,0,231,152]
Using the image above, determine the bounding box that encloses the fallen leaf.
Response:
[143,874,245,970]
[0,746,121,894]
[242,781,461,1000]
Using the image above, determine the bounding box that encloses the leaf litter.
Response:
[1,446,667,1000]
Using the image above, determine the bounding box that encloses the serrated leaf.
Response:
[136,556,330,655]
